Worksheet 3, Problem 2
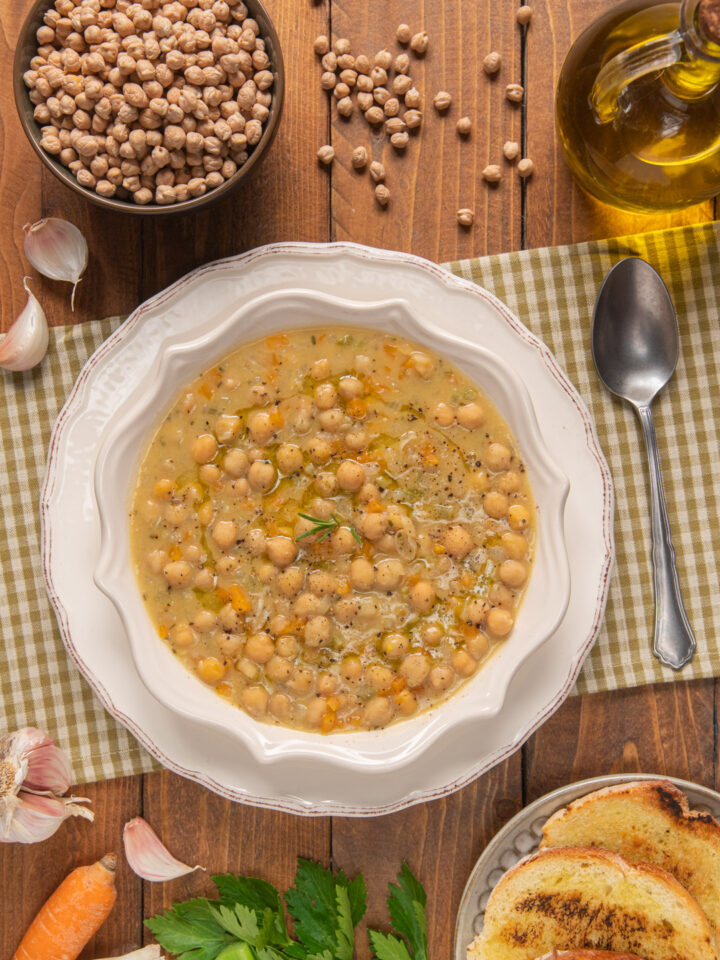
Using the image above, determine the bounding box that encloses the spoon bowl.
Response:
[592,257,696,671]
[593,258,679,405]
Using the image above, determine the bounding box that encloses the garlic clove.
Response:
[123,816,203,882]
[0,279,49,372]
[23,217,88,311]
[13,728,73,794]
[95,947,166,960]
[0,791,93,844]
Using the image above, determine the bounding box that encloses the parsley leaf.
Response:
[368,864,428,960]
[368,931,413,960]
[145,897,235,960]
[212,875,291,947]
[284,859,367,960]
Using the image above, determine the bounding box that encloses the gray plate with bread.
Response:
[455,773,720,960]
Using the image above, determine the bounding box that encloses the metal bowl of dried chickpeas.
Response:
[13,0,284,214]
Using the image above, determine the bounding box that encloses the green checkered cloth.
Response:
[1,222,718,784]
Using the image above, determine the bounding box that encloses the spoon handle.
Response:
[635,403,696,669]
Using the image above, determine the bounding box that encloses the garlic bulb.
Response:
[124,816,203,881]
[0,279,49,372]
[0,727,93,844]
[23,217,88,311]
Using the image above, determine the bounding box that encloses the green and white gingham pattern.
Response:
[449,220,720,694]
[0,318,157,782]
[0,223,717,784]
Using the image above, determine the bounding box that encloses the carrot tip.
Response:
[100,853,117,872]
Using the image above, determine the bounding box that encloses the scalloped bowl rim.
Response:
[93,287,570,772]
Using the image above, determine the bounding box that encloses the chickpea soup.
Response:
[130,327,535,733]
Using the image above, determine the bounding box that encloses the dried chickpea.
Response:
[457,208,474,228]
[410,31,429,53]
[374,183,390,206]
[313,34,329,55]
[433,90,452,111]
[518,157,535,177]
[369,160,385,182]
[483,51,502,75]
[506,83,524,103]
[351,145,367,169]
[404,109,422,129]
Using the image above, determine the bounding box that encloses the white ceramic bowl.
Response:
[93,288,570,772]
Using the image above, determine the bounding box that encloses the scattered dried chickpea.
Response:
[503,140,520,161]
[457,208,474,227]
[317,144,335,165]
[391,131,409,150]
[456,116,472,136]
[396,23,412,44]
[385,117,405,136]
[506,83,525,103]
[518,157,535,177]
[364,105,385,125]
[375,183,390,206]
[337,97,353,117]
[410,31,429,54]
[369,160,385,182]
[483,51,502,75]
[314,35,330,55]
[517,5,533,25]
[433,90,452,111]
[404,109,422,129]
[352,145,368,169]
[483,164,502,182]
[404,87,422,109]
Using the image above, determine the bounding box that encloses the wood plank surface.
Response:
[0,0,717,957]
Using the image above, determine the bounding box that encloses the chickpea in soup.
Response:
[130,327,535,733]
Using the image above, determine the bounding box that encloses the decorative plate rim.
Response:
[40,240,615,816]
[453,772,720,959]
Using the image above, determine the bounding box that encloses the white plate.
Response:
[41,241,614,816]
[454,773,720,960]
[93,288,570,772]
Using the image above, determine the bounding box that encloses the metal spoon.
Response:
[592,257,696,670]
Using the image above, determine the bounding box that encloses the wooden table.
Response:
[0,0,715,957]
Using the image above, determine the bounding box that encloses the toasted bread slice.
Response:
[533,952,646,959]
[540,779,720,945]
[466,846,716,960]
[533,952,646,960]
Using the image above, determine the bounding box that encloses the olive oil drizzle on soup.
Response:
[130,327,535,733]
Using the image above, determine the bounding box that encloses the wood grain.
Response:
[332,761,522,960]
[524,679,716,801]
[330,0,522,260]
[141,771,330,945]
[0,777,143,960]
[1,0,718,957]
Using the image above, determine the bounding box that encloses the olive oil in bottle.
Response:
[556,0,720,211]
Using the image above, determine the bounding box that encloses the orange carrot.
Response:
[13,853,117,960]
